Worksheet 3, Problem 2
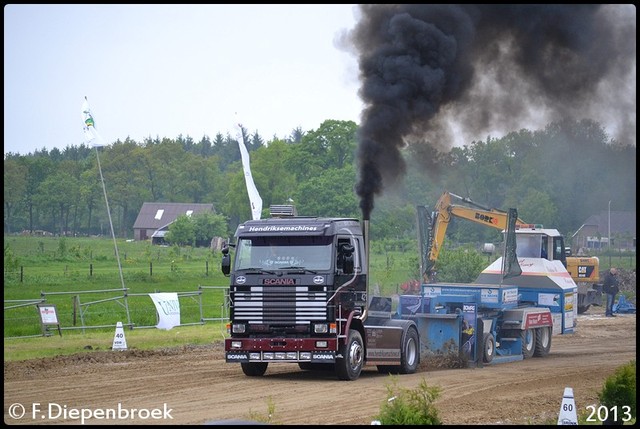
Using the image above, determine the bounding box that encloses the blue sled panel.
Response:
[404,314,460,355]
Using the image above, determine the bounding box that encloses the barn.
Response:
[132,202,214,243]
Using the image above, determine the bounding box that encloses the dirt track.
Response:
[4,305,636,425]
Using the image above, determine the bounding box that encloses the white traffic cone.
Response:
[112,321,128,351]
[557,387,578,425]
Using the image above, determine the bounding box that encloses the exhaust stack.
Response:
[363,218,370,310]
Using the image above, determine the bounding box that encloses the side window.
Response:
[553,237,564,261]
[337,238,350,272]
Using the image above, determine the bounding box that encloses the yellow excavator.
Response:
[419,191,601,314]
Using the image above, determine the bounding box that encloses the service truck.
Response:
[222,204,575,379]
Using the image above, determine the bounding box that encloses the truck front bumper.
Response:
[225,337,338,363]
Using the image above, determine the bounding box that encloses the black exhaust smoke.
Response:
[348,4,636,220]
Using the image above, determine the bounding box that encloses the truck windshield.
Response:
[516,234,543,258]
[234,236,333,271]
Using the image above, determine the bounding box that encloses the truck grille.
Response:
[230,286,329,324]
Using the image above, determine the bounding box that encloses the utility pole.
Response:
[608,200,611,268]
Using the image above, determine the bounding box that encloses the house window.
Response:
[586,236,606,249]
[155,209,164,220]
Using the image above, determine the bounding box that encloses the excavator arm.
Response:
[420,191,526,280]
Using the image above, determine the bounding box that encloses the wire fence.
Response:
[3,285,229,339]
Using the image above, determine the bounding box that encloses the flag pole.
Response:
[82,97,131,327]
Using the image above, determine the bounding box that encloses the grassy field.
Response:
[3,235,419,360]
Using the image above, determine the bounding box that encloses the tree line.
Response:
[4,118,636,246]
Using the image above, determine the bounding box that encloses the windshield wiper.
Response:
[280,266,318,274]
[237,267,277,275]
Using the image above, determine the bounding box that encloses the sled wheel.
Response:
[533,326,552,357]
[483,333,495,363]
[521,328,536,359]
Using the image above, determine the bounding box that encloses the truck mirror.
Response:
[221,246,230,276]
[341,244,354,274]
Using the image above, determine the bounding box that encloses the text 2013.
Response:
[585,405,632,423]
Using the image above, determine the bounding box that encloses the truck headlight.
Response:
[231,341,242,348]
[232,323,246,334]
[314,323,328,334]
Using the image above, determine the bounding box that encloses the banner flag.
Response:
[81,96,105,147]
[235,118,263,220]
[149,293,181,330]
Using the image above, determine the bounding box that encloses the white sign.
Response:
[149,293,181,330]
[38,305,59,324]
[481,288,499,303]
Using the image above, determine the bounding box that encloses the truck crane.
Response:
[420,191,601,314]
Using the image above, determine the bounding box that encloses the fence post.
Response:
[90,263,93,277]
[73,295,77,326]
[20,266,24,283]
[150,261,153,277]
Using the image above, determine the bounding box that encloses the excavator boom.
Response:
[424,191,526,278]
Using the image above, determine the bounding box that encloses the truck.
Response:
[421,191,601,314]
[222,203,576,379]
[222,205,420,381]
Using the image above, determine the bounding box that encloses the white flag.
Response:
[235,120,263,220]
[149,293,181,330]
[81,96,105,147]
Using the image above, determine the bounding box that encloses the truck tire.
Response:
[377,327,420,374]
[399,327,420,374]
[241,362,268,377]
[521,328,536,359]
[482,333,495,363]
[335,329,364,381]
[533,326,552,357]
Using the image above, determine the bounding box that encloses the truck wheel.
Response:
[399,327,420,374]
[533,326,552,357]
[335,329,364,381]
[521,328,536,359]
[241,362,268,376]
[482,333,495,363]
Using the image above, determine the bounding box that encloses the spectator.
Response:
[602,267,620,317]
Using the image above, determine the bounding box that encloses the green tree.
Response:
[101,139,149,237]
[193,212,229,246]
[294,165,358,218]
[287,120,357,181]
[517,189,559,227]
[4,158,28,233]
[35,169,79,235]
[165,214,196,246]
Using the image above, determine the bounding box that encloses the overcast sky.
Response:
[4,4,363,156]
